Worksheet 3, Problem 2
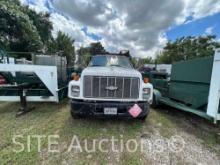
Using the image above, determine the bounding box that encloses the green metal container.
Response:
[169,56,214,111]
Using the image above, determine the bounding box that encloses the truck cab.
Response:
[68,53,153,120]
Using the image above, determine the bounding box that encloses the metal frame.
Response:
[159,97,212,120]
[207,49,220,123]
[0,64,59,102]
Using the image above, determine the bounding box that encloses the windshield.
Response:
[89,55,133,68]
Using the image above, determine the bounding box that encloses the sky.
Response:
[19,0,220,58]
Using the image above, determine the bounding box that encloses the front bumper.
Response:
[70,99,150,118]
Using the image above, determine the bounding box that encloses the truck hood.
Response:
[81,66,142,78]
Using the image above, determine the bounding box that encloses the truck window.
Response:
[89,55,133,68]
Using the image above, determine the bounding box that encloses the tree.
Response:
[76,42,106,68]
[157,35,220,64]
[0,0,77,64]
[77,46,91,67]
[55,31,75,66]
[89,42,106,55]
[26,9,53,47]
[139,57,154,65]
[0,0,43,57]
[131,57,138,68]
[131,57,154,69]
[0,0,56,59]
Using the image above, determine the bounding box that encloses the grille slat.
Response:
[91,76,93,97]
[130,77,132,98]
[99,77,101,97]
[123,78,131,98]
[114,77,116,97]
[122,78,124,98]
[84,76,139,99]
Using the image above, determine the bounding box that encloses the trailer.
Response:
[147,49,220,123]
[0,64,61,102]
[0,49,74,115]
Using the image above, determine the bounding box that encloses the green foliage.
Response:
[157,35,220,64]
[26,9,53,45]
[131,57,138,68]
[55,31,75,66]
[77,46,91,67]
[0,0,43,55]
[0,0,75,65]
[77,42,106,67]
[139,57,154,65]
[89,42,106,55]
[131,57,154,69]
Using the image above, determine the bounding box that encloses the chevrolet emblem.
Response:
[105,86,118,91]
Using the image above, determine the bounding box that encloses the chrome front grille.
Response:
[83,76,139,99]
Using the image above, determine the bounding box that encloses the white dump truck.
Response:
[68,53,153,120]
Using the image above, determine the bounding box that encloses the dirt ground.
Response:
[139,107,220,165]
[0,100,220,165]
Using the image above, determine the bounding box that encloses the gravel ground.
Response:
[138,107,220,165]
[140,128,220,165]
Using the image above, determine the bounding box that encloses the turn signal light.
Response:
[72,73,80,81]
[143,77,149,83]
[73,75,80,81]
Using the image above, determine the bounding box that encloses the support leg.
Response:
[16,89,35,117]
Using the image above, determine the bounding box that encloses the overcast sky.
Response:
[20,0,220,58]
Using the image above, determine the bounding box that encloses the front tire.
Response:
[151,94,159,108]
[71,110,82,119]
[138,115,147,121]
[138,104,150,121]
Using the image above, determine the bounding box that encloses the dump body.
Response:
[147,49,220,122]
[169,56,213,111]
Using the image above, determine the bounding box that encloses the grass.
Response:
[0,100,219,164]
[0,100,143,164]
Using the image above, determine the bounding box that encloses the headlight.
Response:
[143,88,151,100]
[71,86,80,97]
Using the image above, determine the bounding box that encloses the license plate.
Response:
[104,107,117,115]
